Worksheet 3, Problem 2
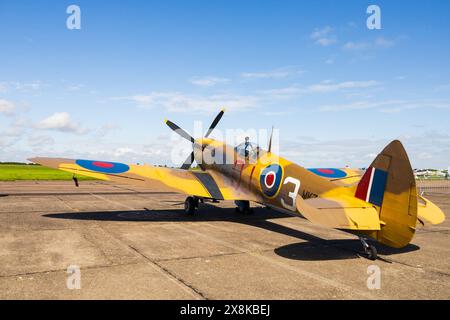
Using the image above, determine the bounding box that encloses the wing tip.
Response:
[27,157,39,164]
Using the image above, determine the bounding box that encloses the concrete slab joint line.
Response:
[128,245,207,300]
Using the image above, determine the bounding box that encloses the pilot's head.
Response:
[245,136,249,142]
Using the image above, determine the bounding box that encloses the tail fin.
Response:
[355,140,417,248]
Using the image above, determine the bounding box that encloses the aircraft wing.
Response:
[296,193,381,231]
[28,157,258,201]
[307,168,364,186]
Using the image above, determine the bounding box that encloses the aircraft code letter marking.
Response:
[281,177,300,211]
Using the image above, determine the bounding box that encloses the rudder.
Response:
[355,140,417,248]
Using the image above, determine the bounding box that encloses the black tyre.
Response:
[234,200,252,215]
[184,196,196,215]
[367,245,378,260]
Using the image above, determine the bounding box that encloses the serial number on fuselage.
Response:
[301,190,318,200]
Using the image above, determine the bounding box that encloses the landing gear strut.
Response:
[234,200,253,214]
[360,237,378,260]
[184,196,199,215]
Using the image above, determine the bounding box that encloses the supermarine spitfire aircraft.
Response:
[29,110,445,260]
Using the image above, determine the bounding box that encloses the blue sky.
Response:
[1,0,449,168]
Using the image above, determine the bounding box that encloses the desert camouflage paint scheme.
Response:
[29,111,445,250]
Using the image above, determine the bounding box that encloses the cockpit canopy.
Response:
[235,141,262,161]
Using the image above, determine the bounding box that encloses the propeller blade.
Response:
[268,126,274,153]
[180,151,195,170]
[165,119,195,143]
[204,108,225,138]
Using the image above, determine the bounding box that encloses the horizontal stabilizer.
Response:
[417,195,445,226]
[296,195,381,231]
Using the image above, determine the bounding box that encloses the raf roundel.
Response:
[308,168,347,179]
[75,159,130,174]
[260,164,283,198]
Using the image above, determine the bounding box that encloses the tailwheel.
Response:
[367,245,378,261]
[234,200,253,215]
[360,237,378,261]
[184,196,199,215]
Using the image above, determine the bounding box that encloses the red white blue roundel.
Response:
[260,164,283,198]
[75,159,130,174]
[308,168,347,179]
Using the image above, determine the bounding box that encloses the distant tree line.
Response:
[0,162,40,165]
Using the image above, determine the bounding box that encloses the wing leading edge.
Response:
[28,157,257,201]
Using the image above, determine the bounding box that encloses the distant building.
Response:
[414,168,447,179]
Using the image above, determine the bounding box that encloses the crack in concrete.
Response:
[0,262,142,279]
[55,195,80,212]
[128,245,207,300]
[155,251,242,263]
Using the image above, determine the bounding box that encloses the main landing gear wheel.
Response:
[234,200,253,215]
[360,237,378,261]
[184,196,199,215]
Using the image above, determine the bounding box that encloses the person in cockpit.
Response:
[244,136,251,158]
[244,136,260,159]
[234,137,262,163]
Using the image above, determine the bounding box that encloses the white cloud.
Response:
[0,99,16,115]
[260,85,303,98]
[260,80,380,98]
[189,76,230,87]
[240,67,304,79]
[129,95,154,104]
[28,134,55,147]
[310,26,333,39]
[36,112,87,134]
[66,84,85,91]
[310,26,337,46]
[0,120,25,148]
[15,81,44,91]
[316,38,337,46]
[0,81,46,93]
[280,132,450,169]
[95,123,121,137]
[343,37,395,51]
[113,147,135,157]
[261,110,292,116]
[375,37,395,48]
[342,41,370,51]
[319,100,403,112]
[305,80,379,93]
[380,101,450,113]
[118,92,258,113]
[318,99,450,113]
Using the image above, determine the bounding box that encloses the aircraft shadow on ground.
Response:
[44,204,420,261]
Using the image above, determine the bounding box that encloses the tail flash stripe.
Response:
[355,166,388,207]
[355,167,373,201]
[365,167,375,202]
[368,169,388,207]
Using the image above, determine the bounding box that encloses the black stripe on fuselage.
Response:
[191,172,224,200]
